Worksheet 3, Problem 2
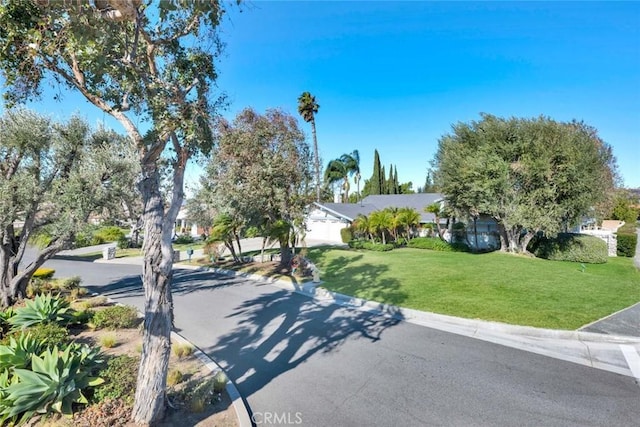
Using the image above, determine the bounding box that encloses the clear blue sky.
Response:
[7,1,640,192]
[217,1,640,190]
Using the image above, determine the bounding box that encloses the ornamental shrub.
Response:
[174,234,195,244]
[340,227,353,244]
[32,268,55,279]
[93,226,126,242]
[616,232,637,257]
[530,233,607,264]
[407,237,469,252]
[92,305,139,330]
[348,240,394,251]
[94,355,139,404]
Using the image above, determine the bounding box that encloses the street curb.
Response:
[203,267,640,379]
[171,333,253,427]
[205,267,640,344]
[90,292,253,427]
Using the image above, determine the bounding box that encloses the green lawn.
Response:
[306,247,640,330]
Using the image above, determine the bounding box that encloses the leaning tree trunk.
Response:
[131,156,183,424]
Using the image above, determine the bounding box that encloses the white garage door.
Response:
[306,219,346,243]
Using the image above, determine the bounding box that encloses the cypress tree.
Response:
[370,149,383,195]
[380,165,386,195]
[394,166,400,194]
[388,165,395,194]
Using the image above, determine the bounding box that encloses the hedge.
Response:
[407,237,469,252]
[530,233,607,264]
[348,240,395,252]
[32,268,55,279]
[617,232,637,257]
[340,227,353,244]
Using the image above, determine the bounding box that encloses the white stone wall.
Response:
[581,229,617,257]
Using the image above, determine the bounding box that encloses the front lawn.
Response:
[306,247,640,329]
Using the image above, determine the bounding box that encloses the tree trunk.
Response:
[279,243,293,270]
[520,231,536,255]
[260,237,267,263]
[131,154,184,425]
[497,223,509,253]
[311,118,320,202]
[0,244,15,308]
[234,233,243,261]
[435,214,445,241]
[0,232,68,308]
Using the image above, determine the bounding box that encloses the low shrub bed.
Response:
[92,305,139,329]
[407,237,469,252]
[616,224,637,257]
[529,233,607,264]
[348,240,395,252]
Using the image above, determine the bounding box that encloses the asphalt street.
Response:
[43,256,640,427]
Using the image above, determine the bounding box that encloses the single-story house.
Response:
[305,193,445,243]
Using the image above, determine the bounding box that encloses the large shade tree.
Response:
[194,108,313,268]
[0,109,137,307]
[433,114,617,254]
[297,91,320,202]
[0,1,228,422]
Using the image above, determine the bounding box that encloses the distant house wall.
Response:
[462,215,500,250]
[581,229,618,257]
[305,208,349,243]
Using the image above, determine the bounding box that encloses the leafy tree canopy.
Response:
[433,114,617,254]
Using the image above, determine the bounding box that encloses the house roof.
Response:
[313,193,444,223]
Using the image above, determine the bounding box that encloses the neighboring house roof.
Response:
[313,193,444,223]
[601,220,625,231]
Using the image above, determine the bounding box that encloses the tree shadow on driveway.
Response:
[85,269,247,299]
[203,286,404,401]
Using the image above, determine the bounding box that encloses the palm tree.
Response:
[324,150,360,203]
[352,214,372,241]
[397,207,421,243]
[369,209,393,245]
[297,92,320,202]
[341,150,361,203]
[324,159,350,203]
[425,202,445,241]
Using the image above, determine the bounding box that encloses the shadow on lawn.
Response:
[307,249,409,307]
[204,288,403,401]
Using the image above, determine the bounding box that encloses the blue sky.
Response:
[216,1,640,190]
[7,1,640,192]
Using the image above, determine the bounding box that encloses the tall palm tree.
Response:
[297,92,320,202]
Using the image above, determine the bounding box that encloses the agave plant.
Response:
[8,294,74,331]
[0,344,104,423]
[0,333,47,371]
